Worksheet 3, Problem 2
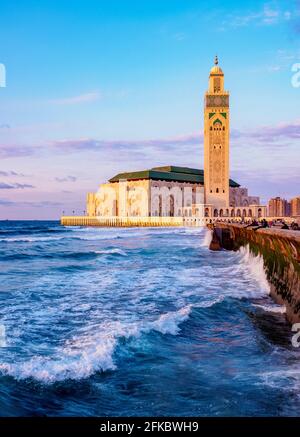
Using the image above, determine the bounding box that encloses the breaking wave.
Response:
[95,248,127,256]
[0,306,192,383]
[253,303,286,314]
[201,228,213,247]
[238,245,270,295]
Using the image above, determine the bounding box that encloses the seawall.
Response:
[207,223,300,323]
[61,216,184,227]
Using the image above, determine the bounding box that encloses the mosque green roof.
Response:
[109,166,240,187]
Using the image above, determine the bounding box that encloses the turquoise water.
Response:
[0,220,299,416]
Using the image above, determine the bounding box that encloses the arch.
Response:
[258,208,262,218]
[169,194,175,217]
[231,209,235,217]
[248,209,252,217]
[225,208,229,216]
[219,209,224,217]
[158,195,162,217]
[237,209,241,217]
[242,209,247,217]
[205,208,209,217]
[213,209,218,217]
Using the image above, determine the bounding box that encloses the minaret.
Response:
[204,56,230,210]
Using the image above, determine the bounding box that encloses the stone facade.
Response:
[87,177,205,218]
[291,197,300,217]
[268,197,291,217]
[229,187,260,208]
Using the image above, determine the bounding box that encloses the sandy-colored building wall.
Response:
[230,187,259,208]
[150,180,204,217]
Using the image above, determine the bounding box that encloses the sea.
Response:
[0,220,299,417]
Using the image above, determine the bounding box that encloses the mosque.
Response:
[86,57,266,222]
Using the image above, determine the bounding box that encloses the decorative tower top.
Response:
[210,56,223,75]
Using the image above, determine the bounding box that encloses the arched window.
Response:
[214,77,221,92]
[219,209,223,217]
[231,209,235,217]
[205,208,209,217]
[248,209,252,217]
[258,208,262,218]
[213,209,218,217]
[242,209,247,217]
[216,188,219,193]
[237,209,241,217]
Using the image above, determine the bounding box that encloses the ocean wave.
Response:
[95,248,127,256]
[201,229,213,247]
[253,303,286,314]
[0,236,65,243]
[238,245,270,295]
[0,306,191,384]
[257,368,300,391]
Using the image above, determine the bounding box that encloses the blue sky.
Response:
[0,0,299,219]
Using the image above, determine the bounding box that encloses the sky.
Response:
[0,0,299,219]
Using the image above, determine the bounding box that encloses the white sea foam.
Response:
[95,248,127,256]
[148,305,191,335]
[252,303,286,314]
[201,229,213,247]
[258,367,300,391]
[0,236,65,243]
[238,245,270,295]
[0,306,192,383]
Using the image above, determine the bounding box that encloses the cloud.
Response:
[50,121,300,157]
[0,145,35,159]
[173,32,186,41]
[221,3,294,29]
[0,198,13,205]
[52,133,203,153]
[0,199,62,207]
[0,182,35,189]
[0,170,29,177]
[0,124,10,129]
[55,175,77,182]
[232,120,300,143]
[50,91,101,106]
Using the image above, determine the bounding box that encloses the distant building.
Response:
[86,57,266,221]
[291,196,300,217]
[268,197,290,217]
